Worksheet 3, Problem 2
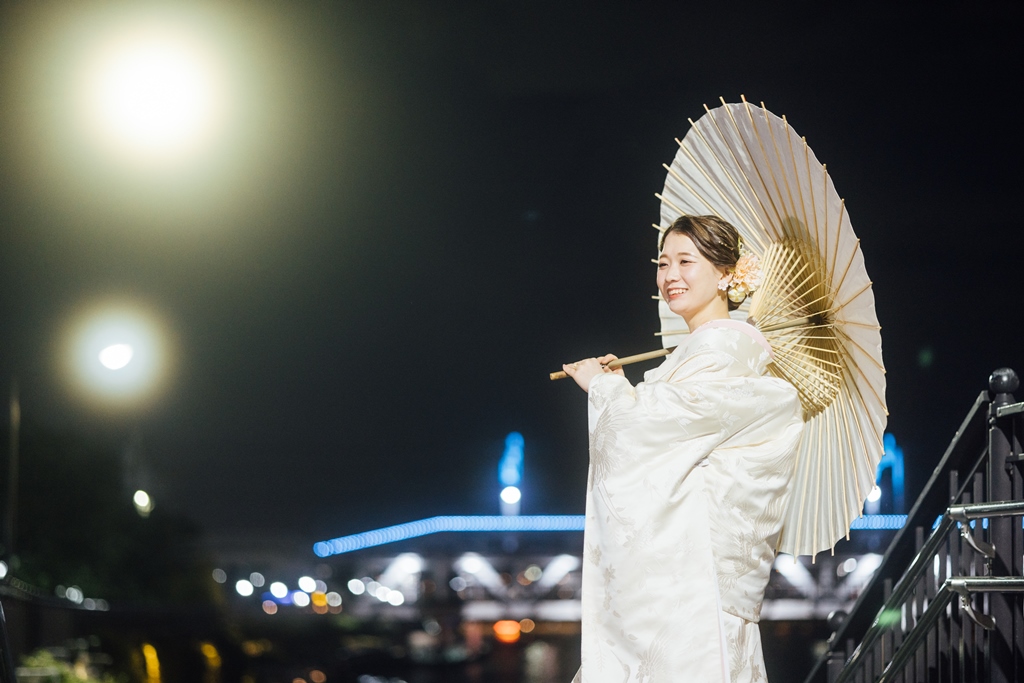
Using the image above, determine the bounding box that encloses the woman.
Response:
[562,215,804,682]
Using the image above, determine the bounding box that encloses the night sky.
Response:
[0,2,1020,550]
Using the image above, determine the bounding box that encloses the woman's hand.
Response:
[562,354,624,392]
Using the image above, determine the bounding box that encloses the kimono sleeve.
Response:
[586,347,742,467]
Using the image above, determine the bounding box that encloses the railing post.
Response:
[987,367,1020,683]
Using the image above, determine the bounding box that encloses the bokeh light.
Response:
[493,620,521,643]
[347,578,365,595]
[261,600,277,615]
[64,303,171,406]
[235,579,254,597]
[500,486,522,504]
[292,591,311,607]
[297,575,316,593]
[520,618,536,633]
[269,582,288,599]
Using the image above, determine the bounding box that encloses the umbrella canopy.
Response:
[656,97,887,557]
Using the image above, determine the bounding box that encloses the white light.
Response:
[65,586,84,604]
[292,591,310,607]
[347,579,365,595]
[867,485,882,502]
[249,572,265,588]
[132,489,154,517]
[235,579,254,597]
[375,586,390,601]
[842,558,858,574]
[395,553,423,574]
[269,582,288,599]
[99,344,133,370]
[82,24,226,163]
[326,591,342,607]
[387,591,405,606]
[315,579,328,593]
[211,568,226,584]
[297,576,316,593]
[461,556,483,574]
[449,577,467,592]
[0,561,7,579]
[366,581,381,594]
[500,486,522,505]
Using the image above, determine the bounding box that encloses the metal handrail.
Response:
[833,500,1024,683]
[875,577,1024,683]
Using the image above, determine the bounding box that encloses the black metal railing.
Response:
[804,368,1023,683]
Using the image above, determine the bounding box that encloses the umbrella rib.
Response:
[694,106,778,249]
[680,126,770,253]
[741,98,793,240]
[830,237,862,299]
[831,280,873,315]
[785,121,813,249]
[822,165,830,283]
[764,106,804,240]
[659,162,733,222]
[829,199,846,290]
[840,371,882,502]
[835,388,863,536]
[655,192,688,219]
[835,327,887,376]
[835,332,889,420]
[802,137,826,263]
[668,141,760,241]
[721,99,787,239]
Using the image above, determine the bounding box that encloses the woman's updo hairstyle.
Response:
[659,214,744,310]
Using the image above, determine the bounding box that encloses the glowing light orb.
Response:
[83,26,225,162]
[500,486,521,504]
[269,582,288,599]
[99,343,133,369]
[867,485,882,503]
[234,579,254,597]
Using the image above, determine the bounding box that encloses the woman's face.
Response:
[657,232,731,323]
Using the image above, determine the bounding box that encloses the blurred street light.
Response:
[132,489,154,518]
[80,20,227,165]
[64,303,170,405]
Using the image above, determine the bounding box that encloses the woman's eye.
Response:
[657,262,667,268]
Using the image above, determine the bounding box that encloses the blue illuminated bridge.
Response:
[312,514,908,557]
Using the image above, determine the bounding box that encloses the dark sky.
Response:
[0,1,1021,549]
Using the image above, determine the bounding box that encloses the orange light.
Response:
[312,603,328,614]
[261,600,278,615]
[311,591,327,607]
[493,620,521,643]
[310,672,326,683]
[519,618,536,633]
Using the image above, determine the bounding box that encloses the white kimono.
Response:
[574,320,803,683]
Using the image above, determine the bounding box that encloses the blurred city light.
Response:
[500,486,522,505]
[493,620,521,644]
[133,489,154,517]
[249,572,265,587]
[235,579,254,597]
[0,561,8,580]
[99,343,133,369]
[297,575,316,593]
[269,581,288,599]
[261,600,277,615]
[387,591,405,606]
[65,303,170,405]
[141,643,161,682]
[211,568,226,584]
[347,578,365,595]
[292,591,310,607]
[79,19,227,165]
[867,485,882,503]
[326,591,342,607]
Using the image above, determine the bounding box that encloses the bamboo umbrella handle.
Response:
[549,347,676,381]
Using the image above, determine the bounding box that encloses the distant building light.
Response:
[269,582,288,599]
[500,486,522,505]
[347,579,365,595]
[211,568,226,584]
[249,572,265,587]
[850,514,907,530]
[298,576,316,593]
[235,579,254,597]
[867,485,882,503]
[498,432,524,487]
[313,515,587,557]
[292,591,311,607]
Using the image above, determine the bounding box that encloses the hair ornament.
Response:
[719,249,761,303]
